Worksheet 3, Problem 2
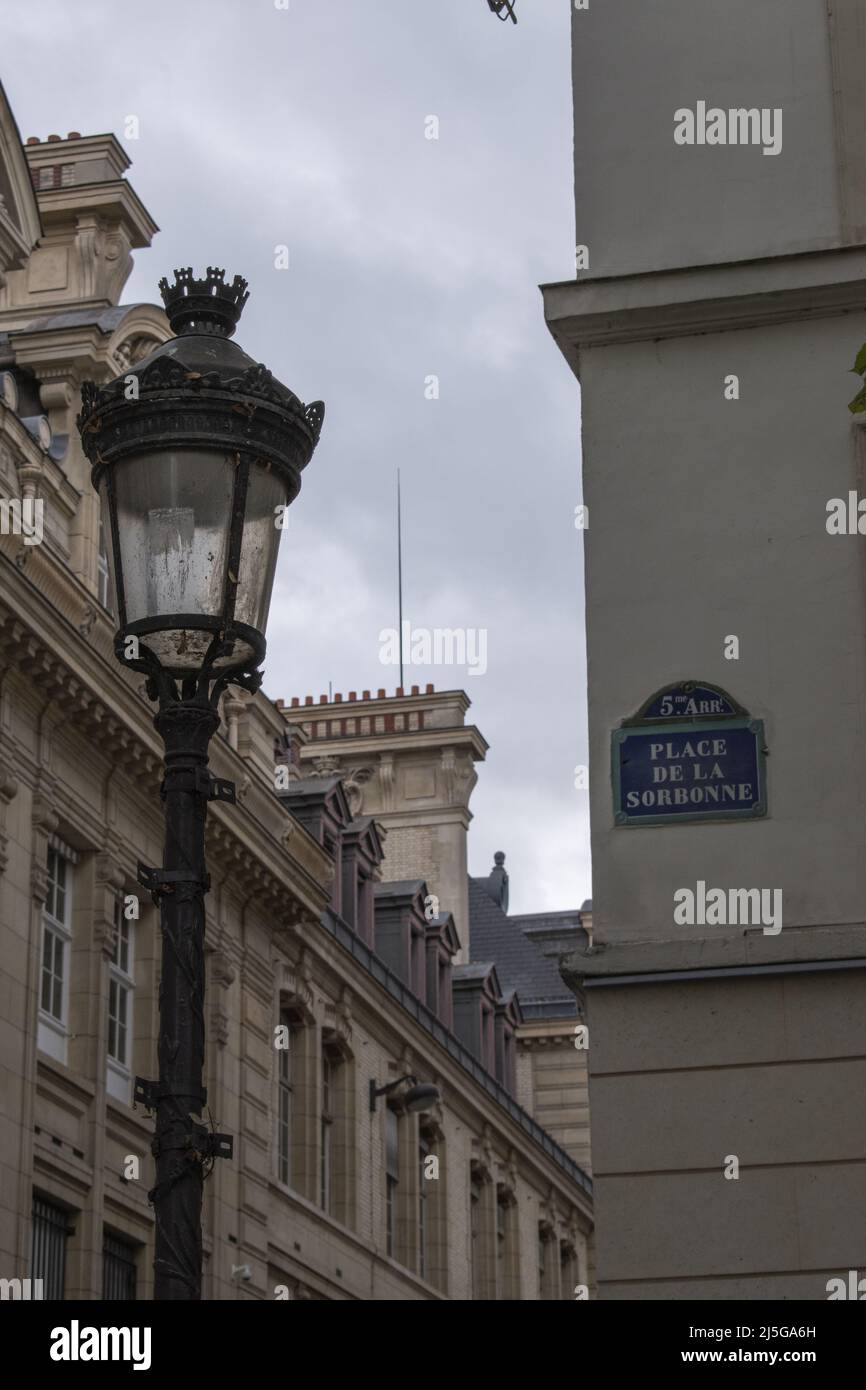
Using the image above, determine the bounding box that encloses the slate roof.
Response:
[468,877,577,1019]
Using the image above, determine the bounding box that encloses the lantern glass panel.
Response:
[234,462,287,636]
[104,448,236,671]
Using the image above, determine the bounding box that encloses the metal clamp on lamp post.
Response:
[77,266,324,1300]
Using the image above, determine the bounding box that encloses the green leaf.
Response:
[848,383,866,414]
[853,344,866,375]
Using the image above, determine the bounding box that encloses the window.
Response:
[320,1049,337,1213]
[560,1241,578,1301]
[385,1108,399,1258]
[277,1010,295,1186]
[103,1232,137,1300]
[97,513,112,611]
[107,894,134,1103]
[38,838,77,1063]
[31,1196,72,1300]
[417,1124,446,1291]
[538,1225,558,1299]
[470,1177,482,1298]
[418,1135,429,1280]
[495,1186,519,1299]
[497,1194,506,1289]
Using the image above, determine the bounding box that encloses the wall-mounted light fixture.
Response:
[369,1074,440,1113]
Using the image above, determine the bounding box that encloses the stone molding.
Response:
[543,244,866,365]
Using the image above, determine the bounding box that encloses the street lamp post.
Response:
[77,267,324,1300]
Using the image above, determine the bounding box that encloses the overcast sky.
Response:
[5,0,589,915]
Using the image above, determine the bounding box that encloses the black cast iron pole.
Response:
[152,699,217,1300]
[136,685,234,1301]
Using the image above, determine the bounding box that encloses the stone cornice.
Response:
[7,322,117,373]
[563,922,866,992]
[297,724,489,762]
[371,806,474,830]
[35,178,158,248]
[542,243,866,372]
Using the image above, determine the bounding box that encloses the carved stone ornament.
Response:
[210,948,236,990]
[278,958,315,1020]
[31,790,59,837]
[212,1005,230,1049]
[113,335,162,371]
[309,754,341,780]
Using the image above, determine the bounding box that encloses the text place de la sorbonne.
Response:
[0,0,863,1369]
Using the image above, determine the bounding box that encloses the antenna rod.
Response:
[397,468,404,687]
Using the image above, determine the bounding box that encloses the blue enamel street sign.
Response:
[612,683,767,826]
[639,684,738,721]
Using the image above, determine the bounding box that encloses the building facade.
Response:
[543,1,866,1298]
[281,689,596,1289]
[277,686,487,960]
[0,89,592,1300]
[280,689,594,1176]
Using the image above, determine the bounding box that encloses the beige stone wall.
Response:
[584,963,866,1299]
[521,1037,592,1179]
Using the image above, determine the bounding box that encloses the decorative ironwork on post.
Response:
[77,266,324,1299]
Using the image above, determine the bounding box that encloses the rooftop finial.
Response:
[487,851,509,913]
[158,266,249,338]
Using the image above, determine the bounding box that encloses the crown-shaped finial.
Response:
[158,265,250,338]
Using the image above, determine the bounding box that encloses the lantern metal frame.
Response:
[78,266,324,701]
